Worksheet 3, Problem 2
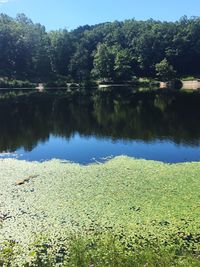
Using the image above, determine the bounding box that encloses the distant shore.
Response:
[0,78,200,91]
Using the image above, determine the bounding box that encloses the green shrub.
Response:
[0,78,35,88]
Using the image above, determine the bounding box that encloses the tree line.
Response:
[0,13,200,82]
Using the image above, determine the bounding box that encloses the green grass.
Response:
[0,157,199,266]
[0,78,35,88]
[181,76,197,81]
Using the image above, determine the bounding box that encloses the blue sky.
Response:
[0,0,200,31]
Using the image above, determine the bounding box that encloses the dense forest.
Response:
[0,13,200,82]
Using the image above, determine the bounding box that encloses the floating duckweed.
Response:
[0,156,200,266]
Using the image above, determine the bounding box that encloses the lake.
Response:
[0,88,200,163]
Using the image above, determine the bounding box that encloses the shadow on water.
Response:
[0,88,200,162]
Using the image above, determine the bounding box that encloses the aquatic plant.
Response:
[0,157,199,266]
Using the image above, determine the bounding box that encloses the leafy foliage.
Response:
[0,78,35,88]
[155,58,176,81]
[1,14,200,81]
[92,43,115,80]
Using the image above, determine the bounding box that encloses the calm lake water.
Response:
[0,89,200,163]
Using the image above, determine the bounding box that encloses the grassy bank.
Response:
[0,157,199,266]
[0,78,35,89]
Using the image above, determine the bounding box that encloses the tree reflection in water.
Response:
[0,89,200,160]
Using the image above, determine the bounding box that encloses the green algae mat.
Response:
[0,157,200,266]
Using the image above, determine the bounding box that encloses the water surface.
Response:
[0,89,200,163]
